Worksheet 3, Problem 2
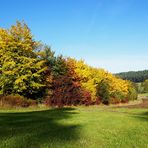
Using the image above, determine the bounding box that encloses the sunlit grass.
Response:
[0,106,147,148]
[138,93,148,98]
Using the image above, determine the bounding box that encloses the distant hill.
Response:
[115,70,148,82]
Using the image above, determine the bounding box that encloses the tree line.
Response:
[135,80,148,94]
[116,70,148,83]
[0,22,137,107]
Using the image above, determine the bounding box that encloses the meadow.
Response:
[0,106,147,148]
[1,5,148,148]
[138,93,148,98]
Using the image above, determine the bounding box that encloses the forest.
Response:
[116,70,148,82]
[0,22,138,107]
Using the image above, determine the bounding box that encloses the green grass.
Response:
[138,93,148,98]
[0,106,147,148]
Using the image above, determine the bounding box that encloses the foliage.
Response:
[0,21,46,99]
[142,79,148,93]
[0,21,138,106]
[127,82,138,101]
[96,74,137,104]
[116,70,148,83]
[45,58,83,107]
[0,95,36,107]
[135,80,148,94]
[74,60,106,102]
[96,79,110,104]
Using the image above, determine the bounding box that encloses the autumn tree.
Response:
[44,57,84,107]
[74,60,109,103]
[0,21,138,105]
[0,21,46,99]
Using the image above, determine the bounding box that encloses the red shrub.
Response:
[81,90,92,106]
[0,95,37,107]
[95,97,101,105]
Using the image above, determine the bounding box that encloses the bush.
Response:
[96,79,110,105]
[81,90,92,106]
[0,95,37,107]
[109,98,121,104]
[121,98,129,103]
[44,96,52,107]
[127,86,138,101]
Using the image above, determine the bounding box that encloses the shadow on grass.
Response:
[0,107,80,147]
[130,111,148,122]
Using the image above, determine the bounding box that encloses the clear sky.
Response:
[1,0,148,73]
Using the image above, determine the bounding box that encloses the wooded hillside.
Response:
[116,70,148,82]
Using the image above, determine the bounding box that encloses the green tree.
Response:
[142,79,148,93]
[96,79,110,104]
[127,85,138,101]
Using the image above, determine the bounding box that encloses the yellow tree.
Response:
[0,22,47,98]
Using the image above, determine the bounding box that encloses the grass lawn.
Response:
[0,106,147,148]
[138,93,148,98]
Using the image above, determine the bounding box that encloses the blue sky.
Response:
[1,0,148,73]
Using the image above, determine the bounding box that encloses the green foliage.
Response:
[116,70,148,83]
[135,80,148,94]
[96,79,110,104]
[142,79,148,93]
[127,87,138,101]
